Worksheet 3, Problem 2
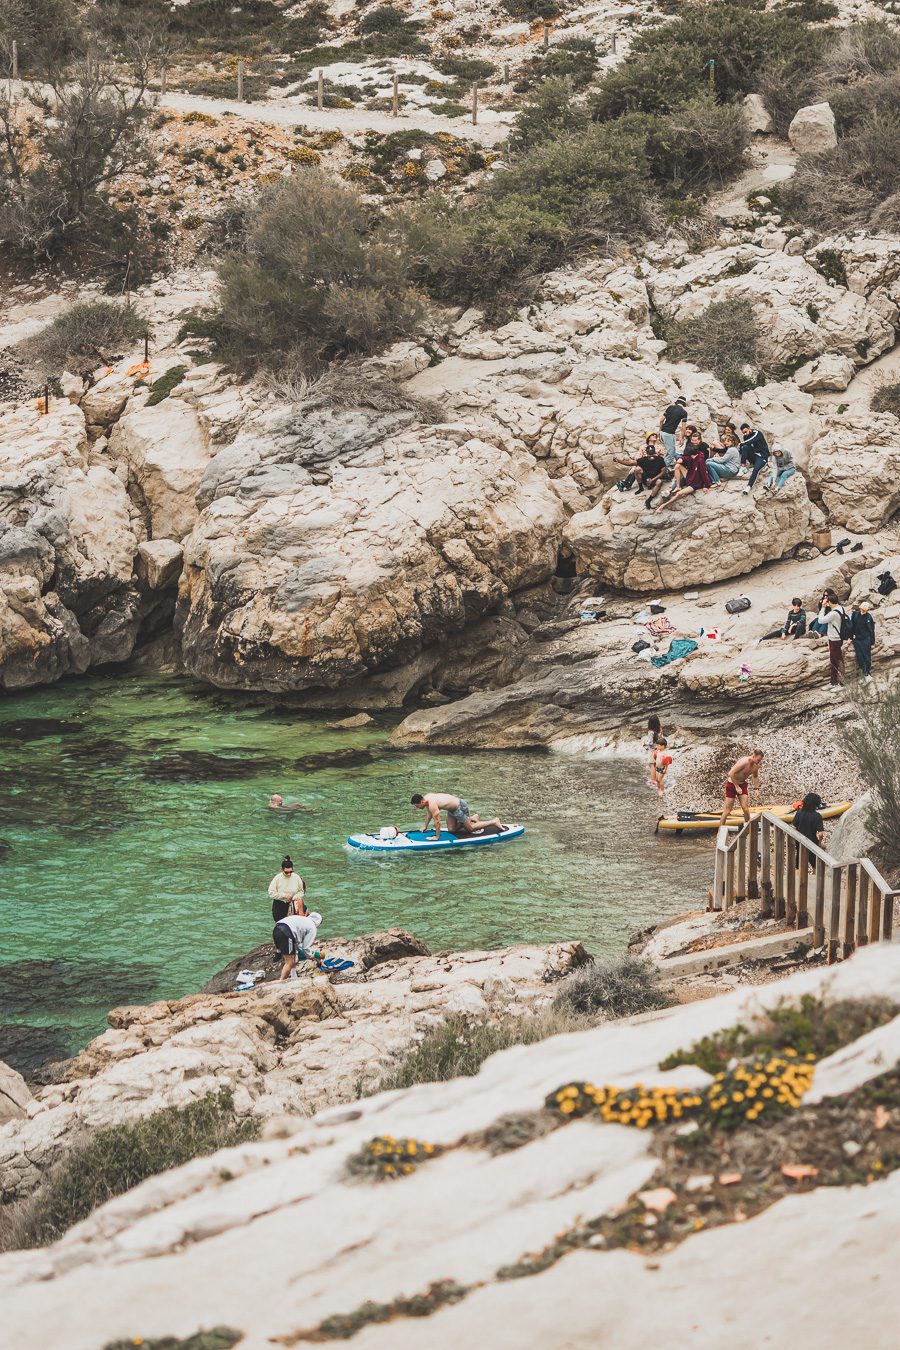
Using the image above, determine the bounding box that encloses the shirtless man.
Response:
[718,751,764,826]
[410,792,502,840]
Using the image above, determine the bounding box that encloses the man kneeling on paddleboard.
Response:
[411,792,503,840]
[718,751,764,827]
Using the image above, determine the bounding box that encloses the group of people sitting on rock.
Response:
[761,590,877,688]
[614,397,797,512]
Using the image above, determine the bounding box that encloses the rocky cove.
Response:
[6,0,900,1340]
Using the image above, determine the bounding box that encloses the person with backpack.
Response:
[850,602,875,682]
[818,591,850,690]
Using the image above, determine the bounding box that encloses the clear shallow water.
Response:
[0,674,712,1071]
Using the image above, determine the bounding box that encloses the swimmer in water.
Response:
[268,794,308,812]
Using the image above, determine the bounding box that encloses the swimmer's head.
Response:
[269,794,284,807]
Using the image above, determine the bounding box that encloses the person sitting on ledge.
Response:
[763,443,797,492]
[654,439,710,511]
[707,428,741,486]
[761,597,807,641]
[614,434,665,495]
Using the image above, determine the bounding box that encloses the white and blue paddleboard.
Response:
[347,825,525,853]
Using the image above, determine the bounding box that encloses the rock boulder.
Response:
[743,92,773,135]
[565,476,813,592]
[0,1060,31,1124]
[807,415,900,531]
[108,397,210,541]
[788,101,838,155]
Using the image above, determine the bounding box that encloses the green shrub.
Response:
[508,78,590,153]
[433,54,496,82]
[532,36,598,90]
[208,169,427,372]
[19,300,145,372]
[104,1331,242,1350]
[0,1091,259,1251]
[0,0,80,70]
[358,3,405,32]
[781,109,900,230]
[590,2,828,122]
[660,296,760,397]
[146,363,187,405]
[552,955,674,1020]
[871,379,900,417]
[646,97,750,190]
[501,0,559,19]
[375,1009,581,1092]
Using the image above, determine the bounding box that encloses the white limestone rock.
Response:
[565,474,812,592]
[743,92,773,135]
[108,397,211,541]
[137,538,183,590]
[807,414,900,531]
[788,101,838,155]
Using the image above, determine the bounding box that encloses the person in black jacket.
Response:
[850,602,876,681]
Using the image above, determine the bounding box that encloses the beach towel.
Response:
[651,639,698,668]
[645,615,677,638]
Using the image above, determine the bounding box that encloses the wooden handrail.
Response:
[710,810,898,958]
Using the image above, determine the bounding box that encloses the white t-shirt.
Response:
[274,914,319,952]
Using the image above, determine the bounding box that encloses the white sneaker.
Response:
[864,674,873,683]
[743,485,753,494]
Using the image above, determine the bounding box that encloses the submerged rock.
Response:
[142,750,284,782]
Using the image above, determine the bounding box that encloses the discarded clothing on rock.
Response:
[650,638,698,668]
[645,615,677,638]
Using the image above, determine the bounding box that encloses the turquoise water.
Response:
[0,674,712,1072]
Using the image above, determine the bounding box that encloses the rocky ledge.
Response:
[2,944,900,1349]
[0,929,588,1202]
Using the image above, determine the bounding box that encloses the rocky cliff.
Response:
[2,941,899,1349]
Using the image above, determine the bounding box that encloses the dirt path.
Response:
[156,88,513,146]
[711,139,798,220]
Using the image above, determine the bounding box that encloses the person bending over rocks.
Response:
[273,910,321,981]
[268,855,306,922]
[411,792,502,839]
[718,751,764,827]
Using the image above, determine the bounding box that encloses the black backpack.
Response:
[877,571,897,596]
[725,596,751,614]
[837,606,853,640]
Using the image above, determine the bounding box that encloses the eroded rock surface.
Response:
[2,947,899,1350]
[0,932,587,1200]
[0,401,144,687]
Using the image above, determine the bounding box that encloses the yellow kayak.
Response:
[657,801,852,834]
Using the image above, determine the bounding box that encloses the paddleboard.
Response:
[657,801,852,835]
[347,825,525,852]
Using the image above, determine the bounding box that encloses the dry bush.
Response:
[0,1091,258,1252]
[552,955,674,1019]
[843,682,900,873]
[258,360,442,422]
[20,299,145,372]
[211,170,428,373]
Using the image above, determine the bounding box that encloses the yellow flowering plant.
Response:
[346,1135,441,1181]
[547,1053,816,1132]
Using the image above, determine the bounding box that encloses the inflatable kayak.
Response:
[657,801,852,835]
[347,825,525,852]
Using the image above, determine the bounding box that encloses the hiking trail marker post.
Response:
[392,72,399,116]
[317,68,324,109]
[472,83,478,125]
[237,58,244,101]
[11,39,17,80]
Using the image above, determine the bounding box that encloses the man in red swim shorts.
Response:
[718,751,764,827]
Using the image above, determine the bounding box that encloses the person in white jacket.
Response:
[268,855,306,922]
[273,911,322,981]
[818,592,847,691]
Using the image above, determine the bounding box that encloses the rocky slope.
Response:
[0,930,587,1201]
[2,943,899,1349]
